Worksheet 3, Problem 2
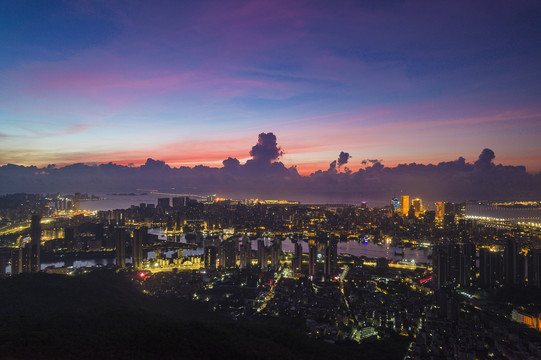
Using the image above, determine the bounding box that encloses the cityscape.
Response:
[1,1,541,359]
[1,193,541,358]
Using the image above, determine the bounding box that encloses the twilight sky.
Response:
[1,0,541,175]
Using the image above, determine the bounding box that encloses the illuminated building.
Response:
[204,246,217,270]
[400,195,409,216]
[30,214,41,273]
[308,240,317,276]
[114,228,126,268]
[74,193,80,211]
[324,240,337,280]
[411,198,423,217]
[435,202,444,222]
[391,197,399,212]
[132,229,144,269]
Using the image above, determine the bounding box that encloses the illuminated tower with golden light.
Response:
[412,198,423,217]
[400,195,410,216]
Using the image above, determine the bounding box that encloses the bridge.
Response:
[137,189,211,200]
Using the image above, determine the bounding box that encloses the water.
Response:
[78,193,393,212]
[79,193,166,211]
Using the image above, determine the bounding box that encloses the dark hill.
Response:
[0,272,408,359]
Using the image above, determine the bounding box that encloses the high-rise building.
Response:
[435,202,444,222]
[157,197,170,209]
[391,197,399,212]
[400,195,410,217]
[73,193,80,211]
[411,198,423,217]
[10,248,22,275]
[172,196,189,209]
[204,246,217,270]
[239,236,251,269]
[115,228,126,268]
[324,240,337,279]
[270,238,281,271]
[219,240,236,269]
[0,255,7,276]
[478,248,503,289]
[308,240,317,277]
[132,229,144,269]
[458,242,476,287]
[528,250,541,287]
[292,242,302,274]
[433,244,450,289]
[30,214,41,273]
[502,238,525,286]
[257,239,267,272]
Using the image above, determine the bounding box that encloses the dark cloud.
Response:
[248,132,283,165]
[222,157,240,169]
[328,160,337,171]
[142,158,170,170]
[361,159,382,165]
[474,148,495,171]
[337,152,350,167]
[0,136,540,203]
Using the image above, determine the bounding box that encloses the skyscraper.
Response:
[219,240,236,269]
[132,229,144,269]
[411,198,423,217]
[433,244,449,289]
[435,202,444,222]
[400,195,410,217]
[73,193,80,211]
[239,236,251,270]
[528,250,541,288]
[204,246,217,270]
[115,228,126,268]
[308,240,317,277]
[258,239,267,272]
[30,214,41,273]
[478,248,503,289]
[157,197,170,209]
[270,238,281,271]
[292,242,302,274]
[10,248,23,275]
[324,240,337,280]
[458,242,476,287]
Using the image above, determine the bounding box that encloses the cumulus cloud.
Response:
[222,157,240,169]
[248,132,283,165]
[474,148,495,171]
[0,135,540,203]
[337,151,350,167]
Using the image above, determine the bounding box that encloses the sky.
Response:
[1,0,541,176]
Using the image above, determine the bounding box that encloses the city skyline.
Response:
[1,1,541,175]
